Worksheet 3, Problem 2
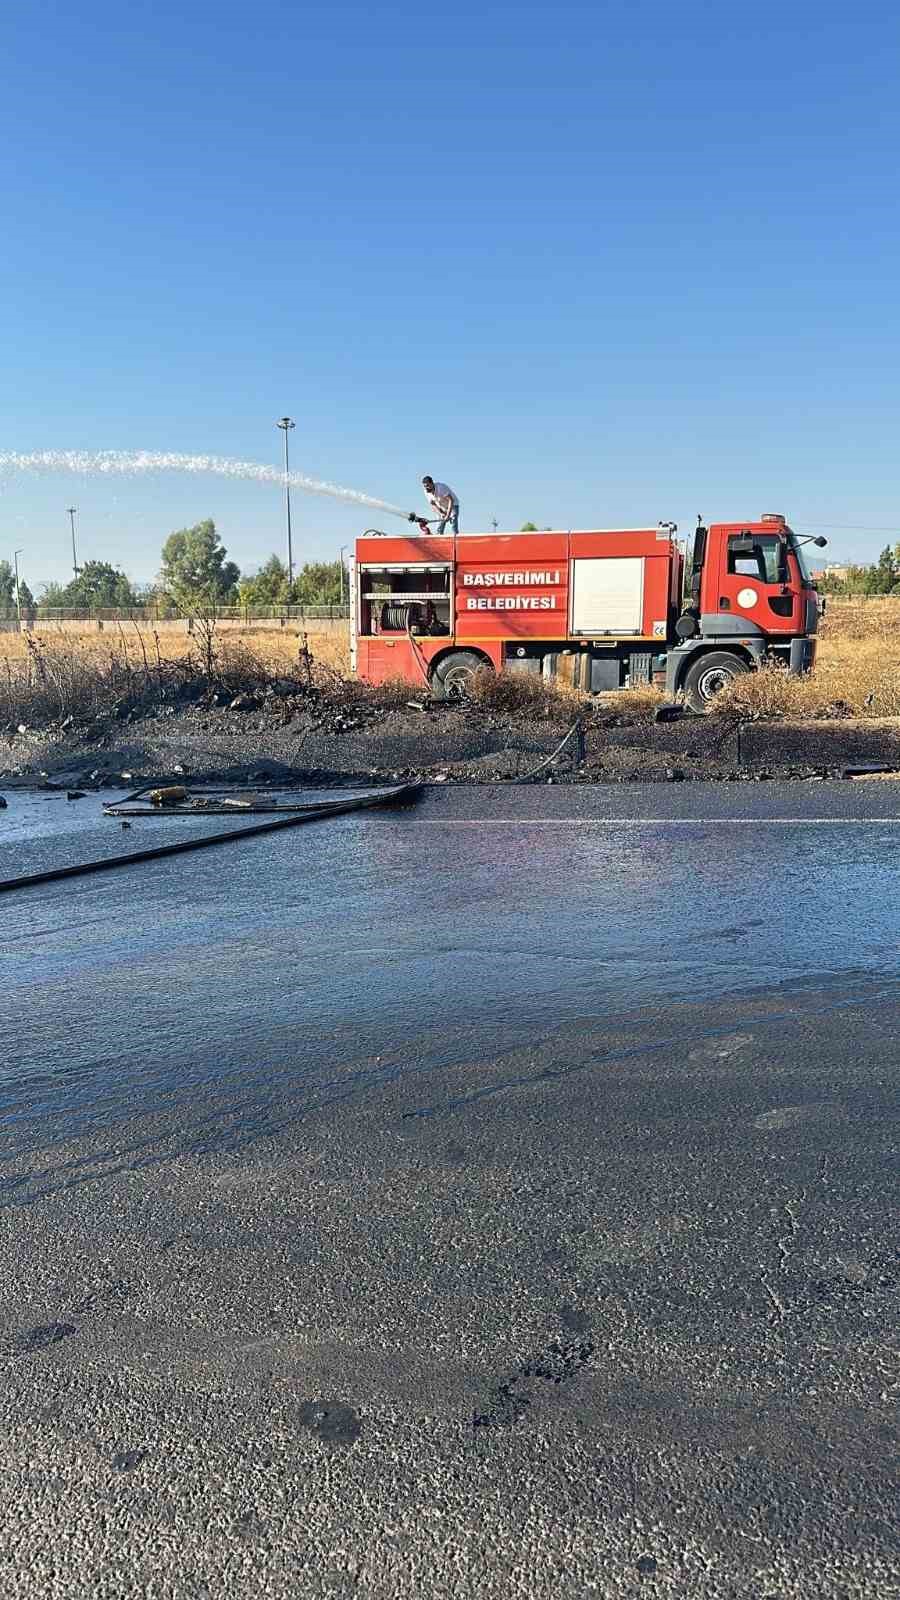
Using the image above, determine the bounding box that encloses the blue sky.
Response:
[2,0,899,589]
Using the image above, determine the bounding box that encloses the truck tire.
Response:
[682,650,749,712]
[431,651,490,701]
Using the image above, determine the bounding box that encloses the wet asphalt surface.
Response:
[1,783,898,1598]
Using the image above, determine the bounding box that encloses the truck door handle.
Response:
[719,597,731,609]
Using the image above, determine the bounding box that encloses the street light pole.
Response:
[13,549,23,629]
[67,507,79,579]
[275,418,295,592]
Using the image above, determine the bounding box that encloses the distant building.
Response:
[813,562,852,581]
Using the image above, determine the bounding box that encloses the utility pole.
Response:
[67,507,79,579]
[491,517,499,532]
[13,549,23,628]
[275,418,295,592]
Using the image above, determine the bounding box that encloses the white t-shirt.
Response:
[426,481,458,515]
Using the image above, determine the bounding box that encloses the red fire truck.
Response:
[351,514,824,710]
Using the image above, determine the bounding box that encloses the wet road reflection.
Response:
[3,786,899,1163]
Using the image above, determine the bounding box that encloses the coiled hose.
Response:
[381,602,421,632]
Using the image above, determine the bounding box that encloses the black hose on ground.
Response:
[515,720,585,781]
[0,785,420,896]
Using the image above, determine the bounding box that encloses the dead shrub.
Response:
[0,632,273,729]
[593,685,668,722]
[467,667,588,719]
[214,638,276,692]
[713,653,900,720]
[373,674,428,706]
[0,637,141,728]
[713,659,808,720]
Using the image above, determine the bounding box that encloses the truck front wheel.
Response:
[683,651,749,712]
[431,651,491,701]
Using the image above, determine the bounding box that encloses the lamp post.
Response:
[67,507,79,579]
[275,418,295,592]
[13,549,23,628]
[339,544,349,609]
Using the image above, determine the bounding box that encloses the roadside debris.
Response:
[0,784,421,895]
[843,764,900,780]
[147,785,188,807]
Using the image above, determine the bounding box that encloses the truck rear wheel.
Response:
[431,651,490,701]
[683,651,749,712]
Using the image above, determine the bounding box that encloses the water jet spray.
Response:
[0,449,412,521]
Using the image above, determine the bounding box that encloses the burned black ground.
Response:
[4,684,900,789]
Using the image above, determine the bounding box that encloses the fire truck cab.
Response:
[351,514,822,710]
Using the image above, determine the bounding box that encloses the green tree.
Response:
[291,559,342,606]
[874,545,897,593]
[238,554,290,608]
[17,579,35,621]
[817,571,842,595]
[38,580,69,611]
[160,519,240,610]
[61,560,139,611]
[0,560,15,618]
[520,522,538,532]
[0,561,35,620]
[842,564,870,594]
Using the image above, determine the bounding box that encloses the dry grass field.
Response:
[0,623,350,673]
[0,624,351,730]
[717,598,900,718]
[2,599,899,719]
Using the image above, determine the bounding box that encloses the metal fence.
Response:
[27,604,351,623]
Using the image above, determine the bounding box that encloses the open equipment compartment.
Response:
[358,561,453,638]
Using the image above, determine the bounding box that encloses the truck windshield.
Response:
[787,534,812,583]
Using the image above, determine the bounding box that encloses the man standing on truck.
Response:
[421,475,459,535]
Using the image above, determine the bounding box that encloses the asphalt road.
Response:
[1,783,898,1598]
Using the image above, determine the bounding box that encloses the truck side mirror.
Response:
[729,537,756,556]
